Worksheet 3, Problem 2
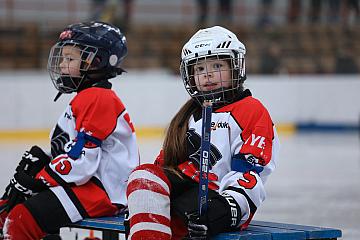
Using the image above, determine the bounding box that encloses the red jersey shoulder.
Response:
[70,87,126,140]
[217,96,272,125]
[219,96,274,165]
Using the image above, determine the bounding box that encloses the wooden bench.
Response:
[68,214,342,240]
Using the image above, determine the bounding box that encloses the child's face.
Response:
[59,45,82,77]
[193,58,232,92]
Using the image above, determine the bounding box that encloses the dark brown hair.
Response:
[162,98,201,169]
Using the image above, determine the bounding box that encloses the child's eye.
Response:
[195,66,204,72]
[213,63,222,69]
[62,55,76,62]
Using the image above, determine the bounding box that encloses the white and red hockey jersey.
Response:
[160,90,280,229]
[36,85,139,221]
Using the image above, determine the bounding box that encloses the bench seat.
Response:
[68,215,342,240]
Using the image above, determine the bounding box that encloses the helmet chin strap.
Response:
[53,92,62,102]
[195,87,243,108]
[53,78,89,102]
[53,66,126,102]
[52,75,82,101]
[86,66,126,81]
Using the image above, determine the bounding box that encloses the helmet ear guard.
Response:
[84,48,115,79]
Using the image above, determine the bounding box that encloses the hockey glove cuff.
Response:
[16,145,51,176]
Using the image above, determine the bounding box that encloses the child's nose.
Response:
[203,69,213,79]
[59,62,67,72]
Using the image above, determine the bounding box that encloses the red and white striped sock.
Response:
[126,164,172,240]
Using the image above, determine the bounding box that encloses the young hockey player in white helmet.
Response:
[126,26,280,239]
[0,21,139,239]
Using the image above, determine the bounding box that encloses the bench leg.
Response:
[102,230,119,240]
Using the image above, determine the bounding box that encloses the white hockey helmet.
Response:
[180,26,246,106]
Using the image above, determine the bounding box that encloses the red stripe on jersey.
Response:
[127,178,170,197]
[71,181,118,217]
[131,213,171,227]
[217,96,274,166]
[132,230,171,240]
[70,87,127,140]
[240,212,255,230]
[123,112,135,132]
[35,168,59,187]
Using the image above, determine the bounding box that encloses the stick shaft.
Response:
[198,102,212,216]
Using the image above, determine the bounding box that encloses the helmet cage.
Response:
[180,50,245,106]
[48,21,128,94]
[48,42,98,93]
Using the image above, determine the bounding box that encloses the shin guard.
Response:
[126,164,172,240]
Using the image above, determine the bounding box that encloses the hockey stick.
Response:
[198,100,213,217]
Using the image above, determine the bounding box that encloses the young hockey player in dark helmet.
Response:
[126,26,280,239]
[0,21,139,240]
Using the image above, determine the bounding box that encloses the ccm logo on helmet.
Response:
[195,43,211,48]
[92,22,121,35]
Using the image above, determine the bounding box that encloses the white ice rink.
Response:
[0,132,359,240]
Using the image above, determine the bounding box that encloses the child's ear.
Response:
[92,57,101,66]
[88,57,101,70]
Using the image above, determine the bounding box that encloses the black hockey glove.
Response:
[10,171,48,197]
[186,212,209,239]
[6,171,48,211]
[15,145,51,176]
[124,211,130,240]
[1,145,51,212]
[173,188,242,239]
[1,183,24,212]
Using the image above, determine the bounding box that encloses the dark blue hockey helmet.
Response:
[48,21,127,94]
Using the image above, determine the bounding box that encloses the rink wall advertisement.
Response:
[0,71,359,137]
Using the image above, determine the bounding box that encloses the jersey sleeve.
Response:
[236,99,274,165]
[36,88,132,186]
[219,98,280,229]
[71,88,129,140]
